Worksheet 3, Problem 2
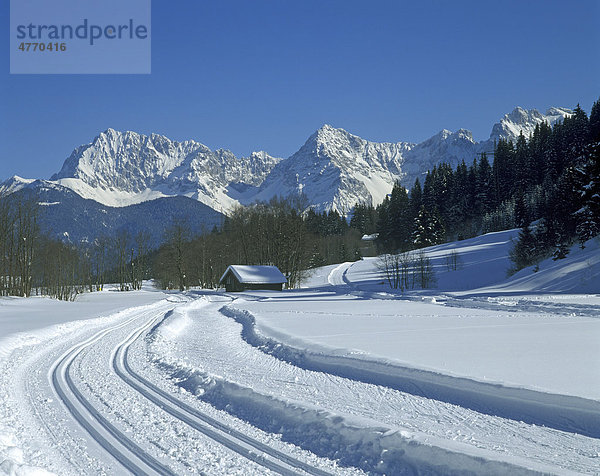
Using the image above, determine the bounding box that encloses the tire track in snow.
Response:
[50,302,179,476]
[113,313,333,476]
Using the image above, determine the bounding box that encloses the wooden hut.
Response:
[219,265,287,292]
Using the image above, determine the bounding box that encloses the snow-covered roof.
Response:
[220,265,287,284]
[361,233,379,241]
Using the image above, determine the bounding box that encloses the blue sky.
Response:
[1,0,599,180]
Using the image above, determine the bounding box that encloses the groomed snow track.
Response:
[113,311,333,476]
[51,310,177,476]
[49,299,332,475]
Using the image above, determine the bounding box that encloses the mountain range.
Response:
[1,106,571,243]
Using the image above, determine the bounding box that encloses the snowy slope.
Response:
[246,232,600,403]
[217,232,600,474]
[326,229,600,295]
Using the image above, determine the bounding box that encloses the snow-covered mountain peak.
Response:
[0,175,35,196]
[545,107,572,122]
[33,103,573,214]
[454,128,474,141]
[488,106,572,143]
[49,129,283,211]
[425,128,475,145]
[506,106,540,122]
[52,128,204,191]
[310,124,356,148]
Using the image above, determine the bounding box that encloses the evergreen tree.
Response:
[492,139,515,205]
[387,182,412,251]
[575,141,600,244]
[350,203,378,235]
[412,205,445,248]
[509,223,537,272]
[564,104,589,165]
[514,132,532,191]
[376,196,393,251]
[447,160,470,234]
[475,154,493,215]
[530,121,552,184]
[589,99,600,143]
[409,178,423,221]
[514,190,529,228]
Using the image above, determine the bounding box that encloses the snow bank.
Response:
[220,305,600,439]
[146,304,554,476]
[0,433,54,476]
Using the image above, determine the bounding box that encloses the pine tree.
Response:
[376,196,393,251]
[448,160,470,234]
[492,139,515,205]
[350,203,377,235]
[575,141,600,244]
[308,243,326,268]
[387,182,412,251]
[412,205,445,248]
[475,154,493,215]
[589,99,600,143]
[514,132,531,191]
[514,190,529,228]
[510,223,537,272]
[409,178,423,221]
[564,104,589,165]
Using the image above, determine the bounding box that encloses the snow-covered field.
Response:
[1,231,599,475]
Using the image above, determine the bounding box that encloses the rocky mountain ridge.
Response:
[3,106,572,214]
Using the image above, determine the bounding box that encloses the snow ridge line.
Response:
[114,313,331,476]
[220,306,600,440]
[50,301,179,476]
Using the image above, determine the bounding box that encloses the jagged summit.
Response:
[49,128,283,209]
[7,105,572,214]
[488,106,571,143]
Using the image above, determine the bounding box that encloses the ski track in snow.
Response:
[2,296,347,475]
[2,288,599,475]
[145,295,599,475]
[50,305,179,476]
[113,312,333,476]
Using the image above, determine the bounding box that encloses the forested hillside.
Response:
[352,99,600,272]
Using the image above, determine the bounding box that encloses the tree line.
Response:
[0,194,152,300]
[1,193,364,298]
[153,196,364,291]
